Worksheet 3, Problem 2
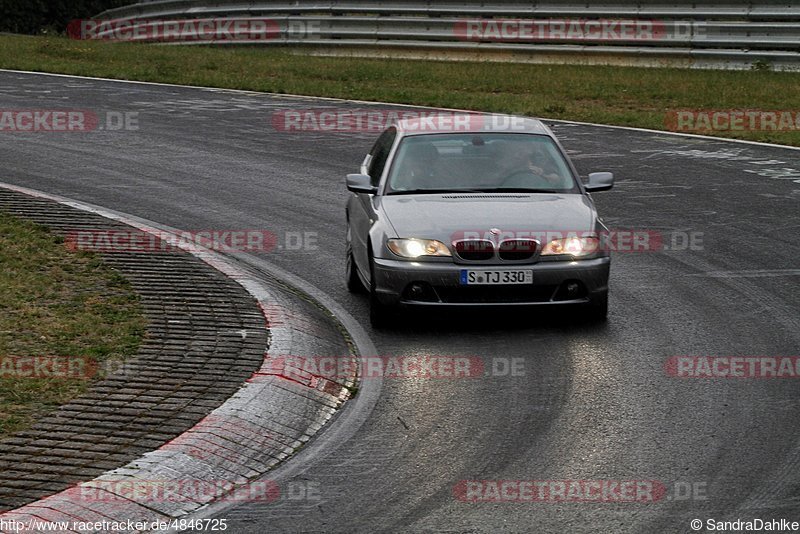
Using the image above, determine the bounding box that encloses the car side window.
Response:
[368,128,397,186]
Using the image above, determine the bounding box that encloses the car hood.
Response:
[379,193,597,241]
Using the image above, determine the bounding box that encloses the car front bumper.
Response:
[372,256,610,307]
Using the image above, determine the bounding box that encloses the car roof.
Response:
[393,114,553,137]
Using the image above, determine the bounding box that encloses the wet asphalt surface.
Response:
[1,70,799,533]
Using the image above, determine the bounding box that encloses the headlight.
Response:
[387,238,451,258]
[541,236,600,258]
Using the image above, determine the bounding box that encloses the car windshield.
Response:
[386,133,578,194]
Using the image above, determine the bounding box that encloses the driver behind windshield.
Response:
[388,134,576,193]
[493,140,572,190]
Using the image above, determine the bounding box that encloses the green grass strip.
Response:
[1,34,799,146]
[0,211,145,436]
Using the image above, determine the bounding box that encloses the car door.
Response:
[349,127,397,279]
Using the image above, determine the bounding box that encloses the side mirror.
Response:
[584,172,614,192]
[347,173,378,194]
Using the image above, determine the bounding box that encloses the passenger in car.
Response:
[392,142,441,190]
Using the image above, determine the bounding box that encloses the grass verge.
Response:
[0,211,146,437]
[1,34,799,146]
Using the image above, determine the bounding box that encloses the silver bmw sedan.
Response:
[345,114,614,327]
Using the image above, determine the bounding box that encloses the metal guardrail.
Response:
[92,1,800,70]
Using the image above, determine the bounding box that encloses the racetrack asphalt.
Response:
[1,70,799,534]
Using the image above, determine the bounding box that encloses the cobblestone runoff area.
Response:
[0,188,356,520]
[0,188,270,512]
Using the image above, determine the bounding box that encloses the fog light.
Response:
[566,282,580,297]
[402,282,438,303]
[554,280,587,301]
[409,283,426,298]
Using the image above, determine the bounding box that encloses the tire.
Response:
[368,252,392,329]
[369,288,391,329]
[345,242,365,294]
[584,293,609,322]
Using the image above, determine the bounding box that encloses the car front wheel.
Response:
[368,254,392,328]
[345,242,365,294]
[583,293,608,322]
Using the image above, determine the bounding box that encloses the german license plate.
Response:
[460,270,533,286]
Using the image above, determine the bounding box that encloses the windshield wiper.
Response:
[388,188,566,195]
[464,188,564,194]
[388,188,485,195]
